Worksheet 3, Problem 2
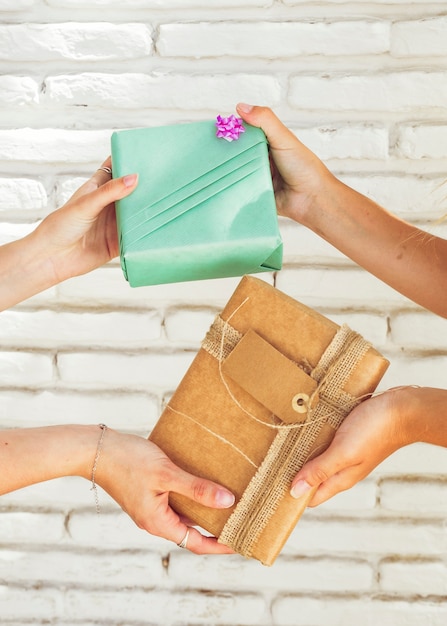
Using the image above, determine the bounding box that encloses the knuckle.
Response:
[312,466,330,484]
[155,459,176,490]
[191,479,209,503]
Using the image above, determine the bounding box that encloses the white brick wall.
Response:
[1,1,446,624]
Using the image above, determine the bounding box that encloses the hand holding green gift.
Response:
[111,116,283,287]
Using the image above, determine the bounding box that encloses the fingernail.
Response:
[237,102,253,114]
[123,173,138,187]
[290,479,312,499]
[216,490,235,508]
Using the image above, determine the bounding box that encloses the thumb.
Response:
[236,103,300,151]
[166,464,235,510]
[71,173,139,221]
[290,447,343,502]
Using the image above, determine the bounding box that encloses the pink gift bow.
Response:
[215,114,246,142]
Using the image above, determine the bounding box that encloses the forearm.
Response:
[302,176,447,317]
[0,232,57,311]
[398,386,447,448]
[237,105,447,316]
[0,424,98,495]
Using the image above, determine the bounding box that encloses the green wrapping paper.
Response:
[111,120,283,287]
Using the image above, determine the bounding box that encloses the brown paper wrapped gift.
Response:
[149,276,389,565]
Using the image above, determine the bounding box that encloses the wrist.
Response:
[0,424,106,496]
[389,386,447,448]
[292,166,343,230]
[74,424,112,481]
[0,230,56,310]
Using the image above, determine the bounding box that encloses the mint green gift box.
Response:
[111,119,283,287]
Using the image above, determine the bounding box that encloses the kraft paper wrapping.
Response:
[149,276,389,565]
[111,121,282,287]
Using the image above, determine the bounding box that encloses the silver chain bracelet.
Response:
[90,423,107,514]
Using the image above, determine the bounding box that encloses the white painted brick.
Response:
[0,177,47,212]
[284,0,419,3]
[0,76,39,106]
[289,72,447,112]
[0,389,159,432]
[167,592,266,626]
[68,510,181,551]
[0,587,61,621]
[0,309,162,348]
[378,355,447,389]
[0,23,153,62]
[397,124,447,159]
[56,176,88,205]
[57,266,169,308]
[57,351,195,391]
[10,286,57,307]
[390,311,447,350]
[0,0,34,8]
[0,512,66,544]
[0,222,36,245]
[1,1,447,620]
[0,351,53,386]
[47,611,98,626]
[325,311,388,348]
[280,219,347,264]
[0,548,164,587]
[48,0,273,6]
[275,267,409,310]
[164,309,216,345]
[392,17,447,57]
[1,476,160,522]
[45,72,281,110]
[315,479,377,512]
[170,552,373,592]
[158,21,389,58]
[340,175,447,220]
[286,517,447,557]
[283,0,425,3]
[1,476,98,509]
[294,124,389,160]
[64,588,266,625]
[0,129,110,164]
[380,479,447,515]
[272,597,447,626]
[58,268,257,308]
[373,442,447,477]
[380,560,447,596]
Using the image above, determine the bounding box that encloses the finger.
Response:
[175,475,235,510]
[71,172,138,222]
[158,460,235,510]
[68,157,114,203]
[90,156,113,188]
[236,103,300,151]
[174,525,235,556]
[290,447,346,500]
[306,469,363,507]
[143,499,234,555]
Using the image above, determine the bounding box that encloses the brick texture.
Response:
[1,2,446,625]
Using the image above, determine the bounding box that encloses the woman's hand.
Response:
[290,386,447,507]
[0,158,138,310]
[32,158,138,284]
[236,103,335,224]
[96,428,236,554]
[0,424,235,554]
[236,103,447,318]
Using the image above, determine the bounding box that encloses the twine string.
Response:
[165,297,379,559]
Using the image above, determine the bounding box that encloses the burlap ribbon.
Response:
[202,315,371,558]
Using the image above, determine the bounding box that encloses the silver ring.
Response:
[177,528,190,549]
[97,166,112,175]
